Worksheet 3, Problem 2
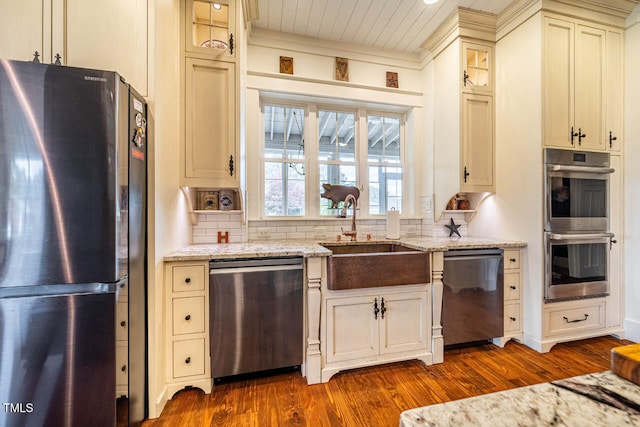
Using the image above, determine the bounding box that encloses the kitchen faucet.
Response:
[340,194,357,241]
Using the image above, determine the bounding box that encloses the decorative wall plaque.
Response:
[336,57,349,82]
[279,56,293,74]
[386,71,398,88]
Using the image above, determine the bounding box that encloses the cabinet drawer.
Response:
[116,342,128,386]
[173,296,205,335]
[504,272,520,301]
[545,301,605,336]
[504,250,520,270]
[504,303,521,333]
[173,339,206,378]
[116,301,128,341]
[172,265,205,292]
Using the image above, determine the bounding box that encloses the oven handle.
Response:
[549,232,615,241]
[548,165,614,174]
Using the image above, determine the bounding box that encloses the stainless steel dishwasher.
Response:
[442,249,504,346]
[209,257,304,379]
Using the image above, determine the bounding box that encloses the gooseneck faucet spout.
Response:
[341,194,357,241]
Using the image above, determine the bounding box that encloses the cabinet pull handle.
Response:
[563,314,588,323]
[120,320,126,327]
[185,314,191,321]
[577,128,586,145]
[510,285,517,290]
[510,317,517,322]
[185,277,191,283]
[570,127,577,145]
[463,166,470,183]
[380,297,386,319]
[609,131,617,149]
[229,155,234,176]
[185,357,191,364]
[121,365,127,372]
[463,70,469,87]
[373,298,380,319]
[229,33,234,55]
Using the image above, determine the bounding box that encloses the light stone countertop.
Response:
[163,237,526,261]
[399,371,640,427]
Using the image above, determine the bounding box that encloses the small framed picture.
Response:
[280,56,293,74]
[336,57,349,82]
[386,72,398,88]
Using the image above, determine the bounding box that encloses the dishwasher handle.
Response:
[210,264,303,275]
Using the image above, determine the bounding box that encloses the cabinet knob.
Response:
[510,317,517,322]
[185,314,191,321]
[120,320,126,327]
[185,357,191,364]
[121,365,127,372]
[185,277,191,283]
[510,285,516,290]
[510,258,517,263]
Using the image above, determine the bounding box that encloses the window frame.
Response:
[259,98,407,219]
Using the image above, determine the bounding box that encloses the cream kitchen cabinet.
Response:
[182,58,238,187]
[543,15,622,152]
[426,9,496,214]
[164,261,211,398]
[185,0,236,61]
[0,0,148,96]
[321,287,431,382]
[493,249,524,347]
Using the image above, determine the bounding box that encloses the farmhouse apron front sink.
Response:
[322,243,430,290]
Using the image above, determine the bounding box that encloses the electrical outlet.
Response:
[257,227,272,239]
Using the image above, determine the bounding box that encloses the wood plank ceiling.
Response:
[252,0,514,55]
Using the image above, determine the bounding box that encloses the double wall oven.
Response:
[544,148,615,302]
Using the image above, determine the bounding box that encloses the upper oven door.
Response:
[545,165,613,232]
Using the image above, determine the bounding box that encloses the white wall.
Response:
[624,7,640,342]
[147,0,193,418]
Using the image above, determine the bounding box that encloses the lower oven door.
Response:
[545,232,614,302]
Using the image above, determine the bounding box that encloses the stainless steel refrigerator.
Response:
[0,59,147,426]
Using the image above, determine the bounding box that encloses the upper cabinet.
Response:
[185,0,236,61]
[181,0,240,189]
[543,15,622,152]
[425,9,497,213]
[0,0,148,96]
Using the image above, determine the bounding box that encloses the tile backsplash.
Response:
[190,195,469,244]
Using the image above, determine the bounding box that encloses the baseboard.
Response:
[523,333,544,353]
[149,386,168,420]
[624,318,640,342]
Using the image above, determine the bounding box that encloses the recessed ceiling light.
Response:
[423,0,439,4]
[212,3,222,10]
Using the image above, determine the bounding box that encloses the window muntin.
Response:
[263,105,305,216]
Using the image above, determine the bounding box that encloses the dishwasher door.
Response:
[209,257,303,378]
[443,249,504,346]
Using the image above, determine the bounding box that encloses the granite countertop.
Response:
[164,237,526,261]
[400,371,640,427]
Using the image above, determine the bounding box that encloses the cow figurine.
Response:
[321,183,360,209]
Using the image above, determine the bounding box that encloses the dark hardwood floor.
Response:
[143,336,634,426]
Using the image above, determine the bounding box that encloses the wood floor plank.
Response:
[143,336,634,427]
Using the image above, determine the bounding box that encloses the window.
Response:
[263,105,306,216]
[261,102,405,217]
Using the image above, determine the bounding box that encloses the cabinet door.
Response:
[461,93,494,192]
[185,0,236,60]
[605,29,623,152]
[0,1,45,62]
[326,296,379,364]
[462,41,492,94]
[184,58,238,187]
[574,24,605,151]
[543,16,574,148]
[379,292,429,355]
[64,0,148,95]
